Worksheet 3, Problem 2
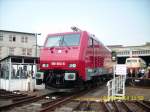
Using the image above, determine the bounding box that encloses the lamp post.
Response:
[35,33,41,57]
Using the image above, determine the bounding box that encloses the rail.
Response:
[0,92,51,111]
[74,101,150,112]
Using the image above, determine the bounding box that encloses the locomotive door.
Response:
[93,39,98,71]
[89,37,95,69]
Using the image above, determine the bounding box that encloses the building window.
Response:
[135,51,138,54]
[25,37,28,43]
[21,36,28,43]
[22,48,26,55]
[9,35,13,42]
[27,48,32,56]
[0,33,3,41]
[9,47,15,55]
[13,36,16,42]
[139,51,142,54]
[133,51,136,54]
[145,50,148,54]
[0,47,2,56]
[21,36,24,43]
[9,35,16,42]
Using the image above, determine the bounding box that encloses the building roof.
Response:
[107,45,123,48]
[0,55,38,62]
[0,30,35,35]
[107,42,150,49]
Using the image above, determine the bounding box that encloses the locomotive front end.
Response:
[39,32,85,89]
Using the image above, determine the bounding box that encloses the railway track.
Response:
[39,82,109,112]
[0,89,56,112]
[38,87,150,112]
[0,90,76,112]
[0,89,28,99]
[0,90,95,112]
[1,87,150,112]
[54,100,150,112]
[1,94,150,112]
[0,83,102,112]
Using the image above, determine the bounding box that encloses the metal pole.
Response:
[0,64,2,89]
[9,57,11,91]
[123,75,125,96]
[113,65,116,96]
[35,33,41,57]
[35,33,37,57]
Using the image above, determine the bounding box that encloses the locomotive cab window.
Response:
[127,60,137,63]
[62,34,80,46]
[45,36,62,47]
[45,34,80,47]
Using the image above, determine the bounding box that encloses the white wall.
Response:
[0,78,45,91]
[0,78,35,91]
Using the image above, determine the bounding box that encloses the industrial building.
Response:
[0,30,41,60]
[107,42,150,66]
[0,30,42,91]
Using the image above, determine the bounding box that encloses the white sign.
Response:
[65,73,76,80]
[115,64,127,75]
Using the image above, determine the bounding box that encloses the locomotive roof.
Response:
[47,31,98,42]
[46,31,110,52]
[47,31,81,36]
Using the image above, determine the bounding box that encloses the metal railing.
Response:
[107,75,126,100]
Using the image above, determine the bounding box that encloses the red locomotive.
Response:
[39,27,112,90]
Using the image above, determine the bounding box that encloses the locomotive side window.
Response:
[89,38,93,47]
[93,39,99,47]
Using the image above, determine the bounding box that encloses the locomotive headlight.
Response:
[42,64,49,67]
[69,64,76,68]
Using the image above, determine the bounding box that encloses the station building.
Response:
[107,42,150,66]
[0,30,42,91]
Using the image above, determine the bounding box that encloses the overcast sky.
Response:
[0,0,150,46]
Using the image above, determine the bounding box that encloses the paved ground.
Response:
[83,84,108,97]
[126,86,150,100]
[82,84,150,101]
